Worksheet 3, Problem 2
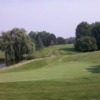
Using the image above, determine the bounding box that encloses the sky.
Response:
[0,0,100,38]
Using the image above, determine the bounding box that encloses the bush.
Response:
[75,37,98,52]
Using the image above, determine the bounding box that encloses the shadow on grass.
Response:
[60,48,76,52]
[59,47,80,55]
[87,65,100,74]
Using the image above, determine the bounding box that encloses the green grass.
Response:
[32,44,77,58]
[0,45,100,100]
[0,79,100,100]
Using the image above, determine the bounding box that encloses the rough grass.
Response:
[32,44,77,58]
[0,45,100,100]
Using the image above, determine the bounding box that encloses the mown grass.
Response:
[32,44,77,58]
[0,78,100,100]
[0,44,100,100]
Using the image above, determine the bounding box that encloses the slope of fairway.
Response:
[0,61,95,82]
[0,46,100,82]
[0,45,100,100]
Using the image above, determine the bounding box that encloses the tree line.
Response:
[2,21,99,65]
[75,22,100,52]
[2,21,100,65]
[0,28,75,65]
[29,31,75,50]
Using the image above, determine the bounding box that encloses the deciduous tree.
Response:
[2,28,35,65]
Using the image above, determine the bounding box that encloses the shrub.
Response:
[75,37,98,52]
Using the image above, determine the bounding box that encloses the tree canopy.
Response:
[91,22,100,49]
[75,36,98,52]
[75,22,92,40]
[35,34,44,50]
[57,37,66,45]
[2,28,35,65]
[75,21,100,52]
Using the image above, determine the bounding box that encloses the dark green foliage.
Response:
[0,37,3,50]
[29,31,37,43]
[29,31,58,47]
[57,37,66,45]
[29,31,45,49]
[35,35,44,50]
[74,21,100,52]
[66,37,75,44]
[75,37,98,52]
[48,34,57,46]
[2,28,35,65]
[91,22,100,49]
[29,30,68,47]
[29,31,37,40]
[75,22,92,40]
[38,31,51,47]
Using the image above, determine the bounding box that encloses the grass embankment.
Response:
[0,44,100,100]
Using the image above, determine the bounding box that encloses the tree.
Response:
[91,22,100,49]
[38,31,51,46]
[29,31,37,47]
[35,34,44,50]
[57,37,66,45]
[29,31,37,41]
[74,22,98,52]
[66,37,75,44]
[2,28,35,65]
[0,37,3,50]
[75,22,92,40]
[48,34,57,46]
[75,36,98,52]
